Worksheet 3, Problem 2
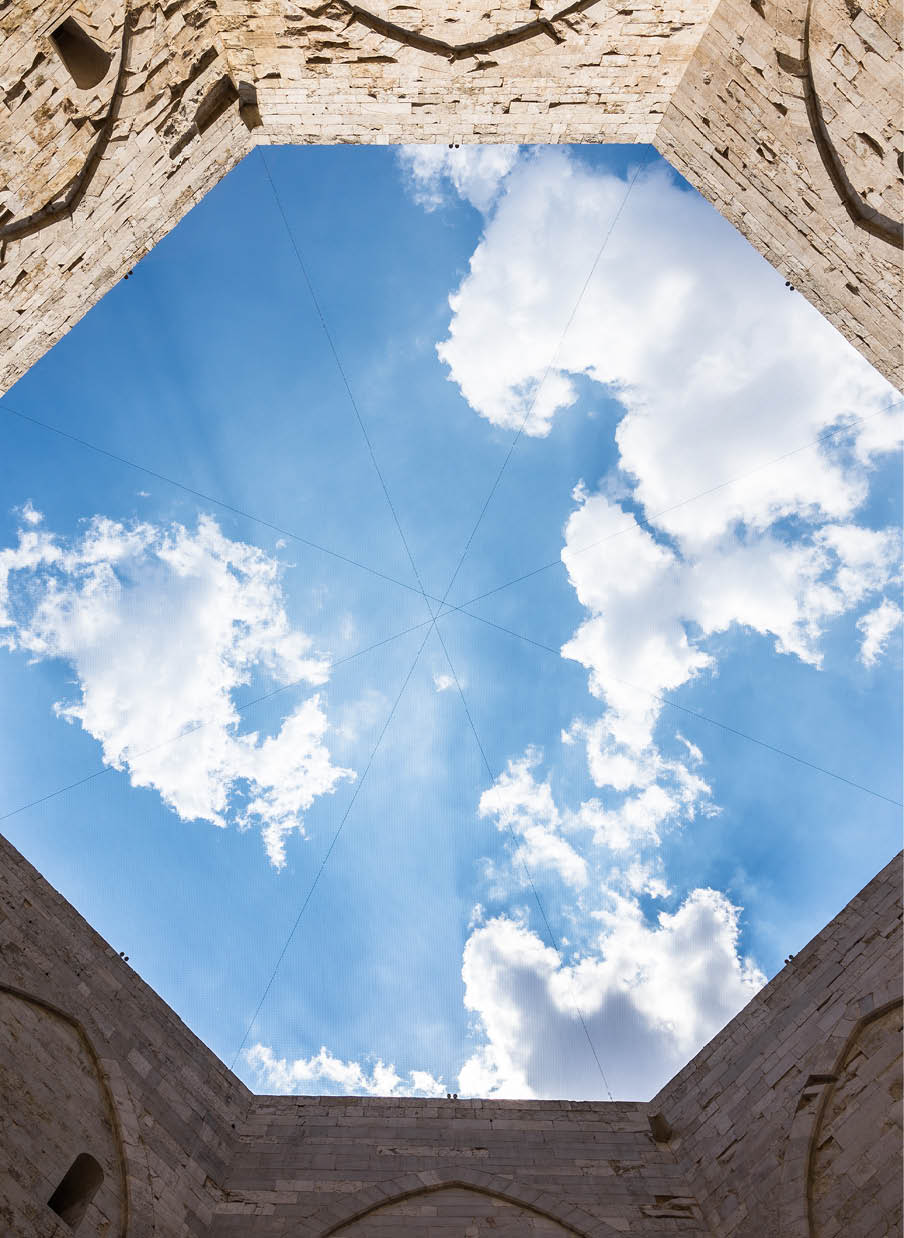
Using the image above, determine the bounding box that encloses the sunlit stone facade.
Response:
[0,0,901,397]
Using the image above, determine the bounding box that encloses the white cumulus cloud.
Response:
[435,148,899,468]
[458,889,764,1100]
[459,746,751,1099]
[428,147,901,794]
[0,511,354,867]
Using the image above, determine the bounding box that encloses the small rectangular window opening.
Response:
[50,19,111,90]
[47,1153,104,1229]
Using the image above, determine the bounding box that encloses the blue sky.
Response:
[0,143,901,1101]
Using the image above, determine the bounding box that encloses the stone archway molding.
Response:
[775,0,903,249]
[0,2,134,245]
[778,989,904,1237]
[0,982,157,1237]
[291,1167,625,1236]
[311,0,607,64]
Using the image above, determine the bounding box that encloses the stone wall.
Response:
[0,989,126,1236]
[656,0,903,392]
[0,0,254,397]
[1,0,901,399]
[809,1003,903,1238]
[652,851,903,1238]
[0,828,900,1236]
[212,0,716,147]
[0,833,252,1238]
[220,1095,701,1234]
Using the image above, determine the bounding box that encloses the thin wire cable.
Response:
[258,148,438,624]
[235,149,461,1081]
[414,155,650,1098]
[0,616,435,825]
[415,155,901,1090]
[9,548,895,831]
[438,400,904,613]
[426,398,904,810]
[227,620,435,1070]
[5,355,893,647]
[143,144,459,1088]
[437,153,651,610]
[0,401,427,603]
[9,149,896,1101]
[411,156,651,1099]
[175,624,434,1171]
[430,619,615,1098]
[433,605,904,808]
[252,148,629,1100]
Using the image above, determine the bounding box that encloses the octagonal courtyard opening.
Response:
[0,1,901,1234]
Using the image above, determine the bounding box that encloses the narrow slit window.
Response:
[47,1153,104,1229]
[50,19,111,90]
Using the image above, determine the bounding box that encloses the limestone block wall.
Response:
[0,989,127,1236]
[0,0,254,397]
[330,1187,598,1235]
[0,0,901,401]
[809,1002,903,1237]
[652,851,903,1238]
[217,1095,703,1234]
[2,827,901,1236]
[656,0,903,387]
[212,0,717,147]
[0,833,252,1238]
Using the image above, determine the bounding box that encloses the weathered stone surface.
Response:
[0,830,900,1236]
[657,0,903,389]
[809,1003,903,1238]
[651,852,903,1238]
[327,1185,594,1234]
[0,0,901,398]
[0,6,901,1230]
[0,991,125,1236]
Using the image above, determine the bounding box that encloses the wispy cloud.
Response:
[398,144,518,214]
[246,1043,446,1097]
[479,749,588,889]
[857,597,903,667]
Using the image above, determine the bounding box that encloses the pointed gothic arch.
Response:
[778,991,904,1237]
[0,983,158,1237]
[296,1168,626,1237]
